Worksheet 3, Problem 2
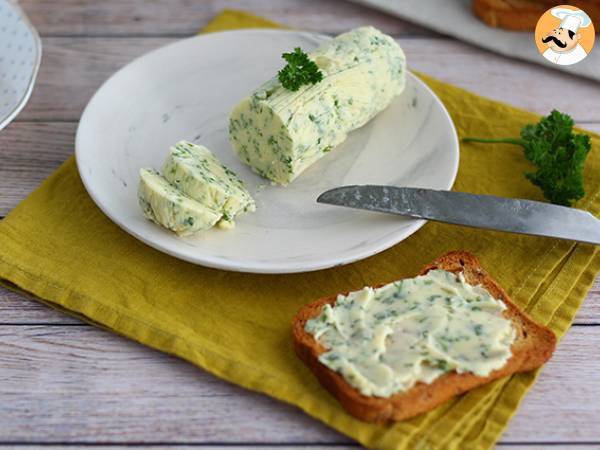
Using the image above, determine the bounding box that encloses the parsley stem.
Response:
[462,137,525,146]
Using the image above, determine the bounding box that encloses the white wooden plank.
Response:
[0,447,596,450]
[0,287,82,325]
[0,447,360,450]
[404,40,600,123]
[0,447,366,450]
[0,325,348,444]
[504,326,600,443]
[15,38,600,122]
[579,123,600,134]
[0,325,598,443]
[19,38,169,122]
[19,0,430,37]
[0,447,351,450]
[0,122,75,217]
[582,277,600,323]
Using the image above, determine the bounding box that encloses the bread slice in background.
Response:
[473,0,600,32]
[292,251,557,423]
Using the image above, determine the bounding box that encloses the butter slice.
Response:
[138,168,221,236]
[163,141,256,228]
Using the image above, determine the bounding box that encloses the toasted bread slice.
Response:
[473,0,600,31]
[292,251,557,423]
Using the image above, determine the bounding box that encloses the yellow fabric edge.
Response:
[201,8,289,33]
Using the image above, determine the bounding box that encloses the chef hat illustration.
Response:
[551,7,592,33]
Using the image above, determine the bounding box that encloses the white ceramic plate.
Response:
[76,29,459,274]
[0,0,41,130]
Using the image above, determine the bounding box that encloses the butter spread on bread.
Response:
[228,26,406,185]
[305,269,516,397]
[293,251,556,422]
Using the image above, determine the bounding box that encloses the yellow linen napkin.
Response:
[1,9,599,450]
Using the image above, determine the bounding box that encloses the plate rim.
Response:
[0,0,42,131]
[75,28,459,274]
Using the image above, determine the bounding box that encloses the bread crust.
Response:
[292,251,557,423]
[473,0,600,31]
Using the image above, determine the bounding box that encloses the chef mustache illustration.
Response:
[541,31,570,48]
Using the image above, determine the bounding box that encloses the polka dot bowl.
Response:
[0,0,41,130]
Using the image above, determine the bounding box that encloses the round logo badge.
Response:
[535,5,595,65]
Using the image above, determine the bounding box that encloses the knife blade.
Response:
[317,186,600,245]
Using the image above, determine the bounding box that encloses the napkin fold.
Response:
[1,9,598,450]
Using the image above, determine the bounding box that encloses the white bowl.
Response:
[0,0,41,130]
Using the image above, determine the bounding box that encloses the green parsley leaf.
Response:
[463,110,592,206]
[277,47,323,92]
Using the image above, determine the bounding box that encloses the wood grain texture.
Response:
[15,37,600,122]
[0,325,598,444]
[19,38,168,122]
[19,0,431,37]
[580,123,600,134]
[0,447,596,450]
[0,122,75,217]
[0,288,82,325]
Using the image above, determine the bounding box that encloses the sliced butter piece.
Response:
[163,141,256,228]
[138,168,221,236]
[228,26,406,185]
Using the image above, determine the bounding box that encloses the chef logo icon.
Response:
[535,5,595,65]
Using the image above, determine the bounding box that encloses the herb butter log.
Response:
[163,141,256,229]
[138,168,221,236]
[228,26,406,185]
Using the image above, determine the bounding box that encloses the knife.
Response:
[317,186,600,245]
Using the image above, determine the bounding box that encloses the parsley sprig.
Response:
[277,47,323,92]
[463,110,592,206]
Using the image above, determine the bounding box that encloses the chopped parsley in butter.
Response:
[305,269,516,398]
[138,142,256,235]
[138,168,221,235]
[228,26,406,185]
[163,141,256,228]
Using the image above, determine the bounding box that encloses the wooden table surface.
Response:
[1,1,599,449]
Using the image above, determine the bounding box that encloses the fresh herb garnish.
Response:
[463,110,592,206]
[434,359,449,371]
[277,47,323,92]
